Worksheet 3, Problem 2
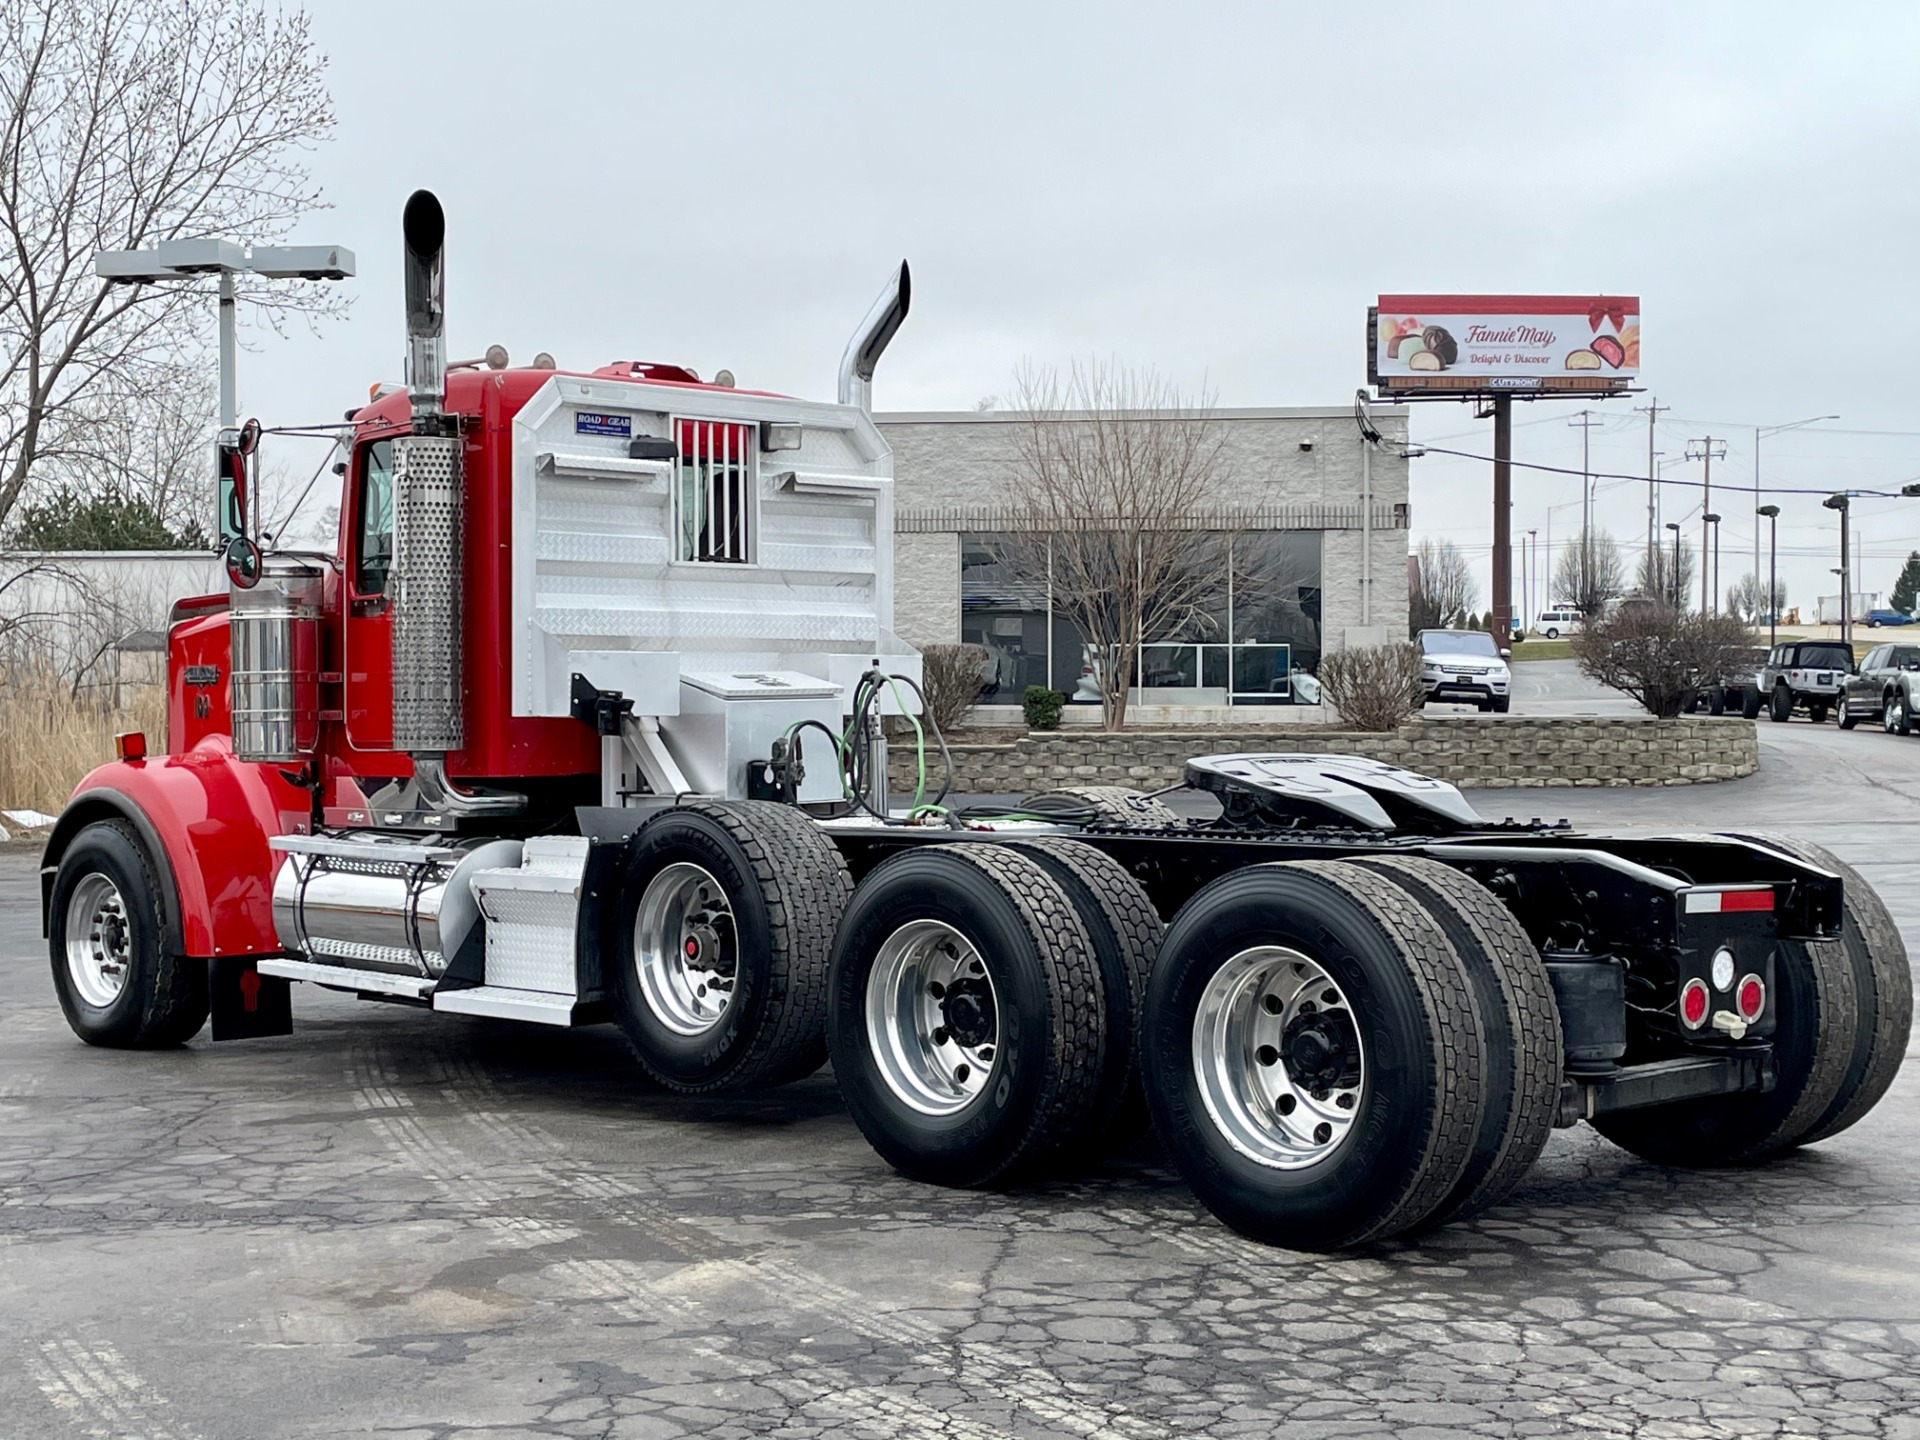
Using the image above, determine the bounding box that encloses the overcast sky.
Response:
[236,2,1920,615]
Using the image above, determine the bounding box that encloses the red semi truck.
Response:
[40,193,1911,1250]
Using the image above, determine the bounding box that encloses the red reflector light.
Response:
[115,731,147,761]
[1738,975,1766,1022]
[1683,887,1774,914]
[1680,978,1710,1029]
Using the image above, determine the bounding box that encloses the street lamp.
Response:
[93,237,355,541]
[1664,521,1683,610]
[1755,415,1839,585]
[1824,493,1851,646]
[1757,505,1780,646]
[1704,513,1722,615]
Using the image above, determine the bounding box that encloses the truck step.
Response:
[432,985,583,1026]
[256,957,438,999]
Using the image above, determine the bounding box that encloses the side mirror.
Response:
[225,535,263,590]
[1500,648,1512,659]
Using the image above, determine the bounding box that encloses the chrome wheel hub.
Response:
[634,863,737,1035]
[65,874,133,1009]
[1192,946,1366,1170]
[865,920,998,1117]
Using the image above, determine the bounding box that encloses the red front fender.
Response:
[41,735,311,958]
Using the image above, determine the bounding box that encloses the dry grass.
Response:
[0,669,165,815]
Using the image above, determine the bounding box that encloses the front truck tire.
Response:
[1141,860,1488,1251]
[1006,837,1163,1160]
[1592,832,1897,1165]
[608,801,851,1092]
[48,820,208,1048]
[1353,857,1562,1228]
[827,845,1107,1187]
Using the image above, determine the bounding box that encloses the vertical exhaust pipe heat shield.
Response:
[837,261,911,413]
[391,190,463,753]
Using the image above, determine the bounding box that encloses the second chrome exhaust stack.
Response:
[837,260,911,413]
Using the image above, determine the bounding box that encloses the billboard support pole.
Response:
[1492,393,1512,646]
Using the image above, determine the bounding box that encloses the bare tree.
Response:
[1552,528,1625,615]
[1576,603,1753,717]
[1724,571,1786,624]
[1634,539,1697,612]
[0,0,338,531]
[1319,642,1423,731]
[1409,538,1477,633]
[999,361,1230,729]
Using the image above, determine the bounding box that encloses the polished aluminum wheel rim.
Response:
[65,873,133,1009]
[634,863,737,1036]
[1192,946,1366,1170]
[865,920,998,1117]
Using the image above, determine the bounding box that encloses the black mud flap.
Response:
[209,957,293,1041]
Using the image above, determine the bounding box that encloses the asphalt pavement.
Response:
[4,672,1920,1439]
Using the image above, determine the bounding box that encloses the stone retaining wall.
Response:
[891,716,1757,794]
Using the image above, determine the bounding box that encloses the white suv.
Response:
[1417,629,1513,713]
[1531,608,1583,639]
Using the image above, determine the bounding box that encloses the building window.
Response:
[675,418,754,563]
[961,534,1050,703]
[961,529,1323,707]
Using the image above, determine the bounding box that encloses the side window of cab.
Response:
[354,440,396,597]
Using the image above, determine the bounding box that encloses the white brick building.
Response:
[876,406,1410,717]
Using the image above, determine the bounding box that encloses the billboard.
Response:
[1369,294,1639,395]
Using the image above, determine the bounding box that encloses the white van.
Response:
[1531,608,1584,639]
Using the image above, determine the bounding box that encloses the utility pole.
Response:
[1492,395,1513,644]
[1636,397,1668,578]
[1568,409,1602,609]
[1685,436,1728,613]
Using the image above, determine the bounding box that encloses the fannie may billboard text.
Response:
[1369,294,1640,395]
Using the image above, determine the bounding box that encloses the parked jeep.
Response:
[1839,640,1920,732]
[1690,645,1769,716]
[1757,639,1855,722]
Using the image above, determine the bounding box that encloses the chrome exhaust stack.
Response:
[402,190,447,424]
[837,260,911,413]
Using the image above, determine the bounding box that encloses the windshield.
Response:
[1420,630,1499,657]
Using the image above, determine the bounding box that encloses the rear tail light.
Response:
[1737,974,1766,1022]
[1680,978,1710,1029]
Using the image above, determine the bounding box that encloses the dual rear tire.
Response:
[1142,858,1560,1250]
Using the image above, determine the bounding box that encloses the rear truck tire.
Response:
[1592,849,1863,1166]
[1808,701,1830,725]
[1741,686,1761,720]
[1708,687,1726,716]
[1140,860,1487,1250]
[827,844,1106,1187]
[1728,835,1911,1147]
[48,820,208,1048]
[1770,684,1791,722]
[609,800,851,1092]
[1352,857,1562,1228]
[1023,784,1180,828]
[1006,837,1163,1160]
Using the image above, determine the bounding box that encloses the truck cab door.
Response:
[344,438,395,749]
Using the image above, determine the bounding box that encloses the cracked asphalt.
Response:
[4,679,1919,1438]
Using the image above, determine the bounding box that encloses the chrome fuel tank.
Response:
[270,831,522,976]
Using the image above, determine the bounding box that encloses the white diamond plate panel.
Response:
[511,375,896,718]
[478,886,579,994]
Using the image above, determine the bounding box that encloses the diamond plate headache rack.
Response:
[1183,753,1515,835]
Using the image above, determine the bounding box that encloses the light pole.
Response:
[1757,505,1780,646]
[1755,415,1838,586]
[1665,522,1683,610]
[1824,493,1851,646]
[94,237,355,542]
[1704,513,1722,615]
[1527,528,1539,622]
